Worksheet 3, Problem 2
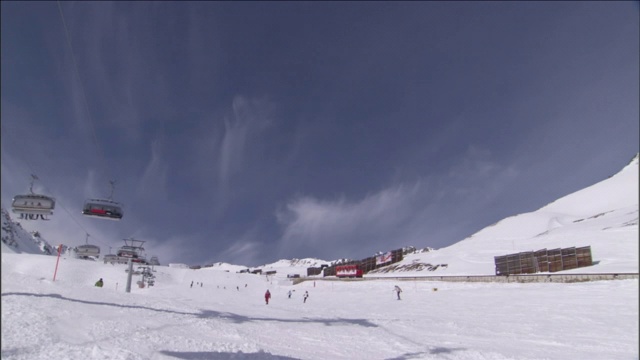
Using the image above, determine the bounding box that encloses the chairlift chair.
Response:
[82,199,123,220]
[82,181,123,220]
[116,245,138,258]
[75,234,100,258]
[116,238,147,263]
[11,175,55,220]
[75,244,101,258]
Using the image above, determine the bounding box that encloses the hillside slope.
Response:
[372,154,639,276]
[1,208,56,256]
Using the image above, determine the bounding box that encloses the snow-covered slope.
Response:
[1,208,56,256]
[2,249,637,360]
[371,154,639,276]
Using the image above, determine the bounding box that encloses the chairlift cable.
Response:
[108,180,116,201]
[56,0,112,179]
[57,1,124,221]
[29,175,38,194]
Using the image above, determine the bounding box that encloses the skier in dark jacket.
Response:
[394,285,402,300]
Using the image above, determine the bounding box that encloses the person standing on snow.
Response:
[394,285,402,300]
[265,290,271,305]
[288,290,292,299]
[303,291,309,303]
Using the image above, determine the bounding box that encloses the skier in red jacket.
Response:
[265,290,271,305]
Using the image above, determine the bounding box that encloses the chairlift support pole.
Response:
[108,180,116,200]
[29,174,38,194]
[126,258,133,293]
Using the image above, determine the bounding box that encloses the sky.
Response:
[1,152,638,360]
[1,2,639,267]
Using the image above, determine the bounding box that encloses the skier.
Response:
[95,278,104,287]
[288,290,292,299]
[265,290,271,305]
[303,291,309,303]
[394,285,402,300]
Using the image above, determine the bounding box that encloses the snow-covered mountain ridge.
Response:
[1,208,56,255]
[376,154,638,276]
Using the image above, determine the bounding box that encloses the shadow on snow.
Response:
[385,347,468,360]
[158,347,467,360]
[2,292,467,359]
[159,350,299,359]
[1,292,377,328]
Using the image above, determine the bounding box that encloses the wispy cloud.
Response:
[444,145,518,198]
[0,150,31,210]
[276,183,421,258]
[181,115,223,193]
[218,240,264,268]
[218,96,274,190]
[186,5,222,91]
[120,232,194,266]
[83,169,99,199]
[136,137,169,201]
[57,2,167,143]
[274,146,520,260]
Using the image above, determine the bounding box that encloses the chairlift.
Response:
[103,254,119,264]
[116,238,146,263]
[82,180,123,220]
[116,245,139,258]
[148,256,160,266]
[75,233,100,258]
[11,175,55,221]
